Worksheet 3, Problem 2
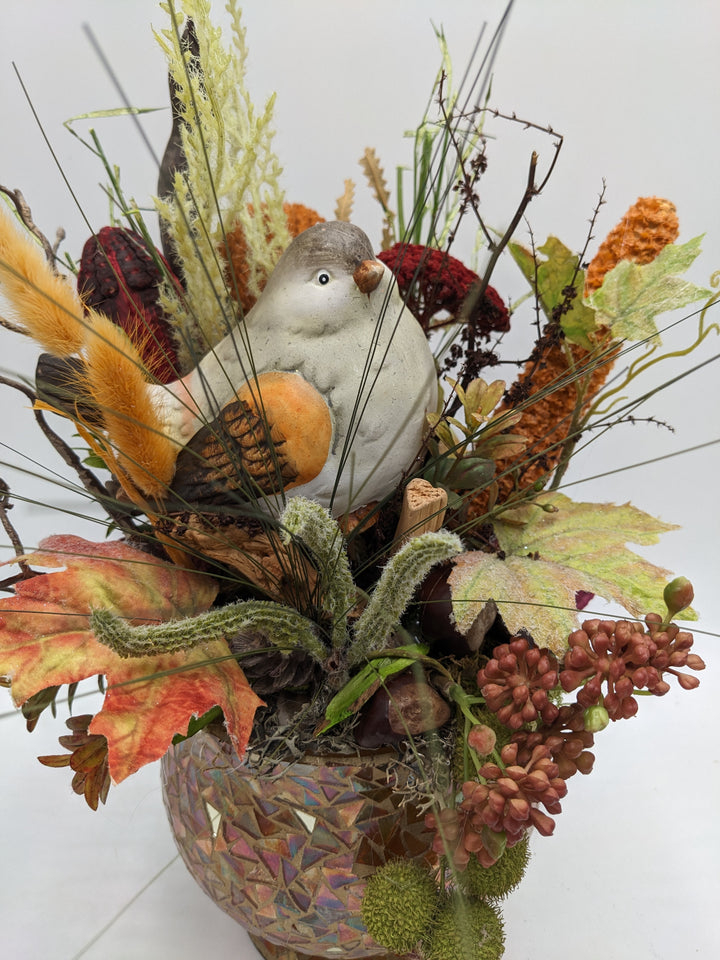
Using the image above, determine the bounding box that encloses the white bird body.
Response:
[150,222,438,515]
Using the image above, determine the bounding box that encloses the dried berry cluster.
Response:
[476,638,560,730]
[427,612,703,875]
[511,703,595,780]
[426,741,567,870]
[560,614,705,720]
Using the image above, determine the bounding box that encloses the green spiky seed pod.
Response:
[423,895,505,960]
[361,860,438,952]
[456,834,531,901]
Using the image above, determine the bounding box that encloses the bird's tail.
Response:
[0,205,176,501]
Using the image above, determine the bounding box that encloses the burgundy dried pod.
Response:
[416,561,505,659]
[78,226,183,383]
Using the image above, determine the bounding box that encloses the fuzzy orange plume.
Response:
[82,309,178,498]
[0,205,85,354]
[585,197,679,295]
[222,202,325,313]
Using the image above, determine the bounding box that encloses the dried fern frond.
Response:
[334,179,355,222]
[359,148,395,247]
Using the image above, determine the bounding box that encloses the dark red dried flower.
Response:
[377,242,509,335]
[560,615,705,721]
[78,226,182,383]
[477,637,560,730]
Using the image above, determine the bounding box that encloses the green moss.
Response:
[457,834,531,901]
[361,859,439,952]
[423,895,505,960]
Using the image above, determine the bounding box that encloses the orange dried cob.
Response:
[465,341,615,522]
[468,197,680,520]
[222,202,325,313]
[584,196,679,294]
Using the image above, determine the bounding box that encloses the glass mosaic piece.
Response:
[161,731,432,959]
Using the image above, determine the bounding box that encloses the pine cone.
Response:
[228,630,322,695]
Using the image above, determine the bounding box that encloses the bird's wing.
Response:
[166,370,333,510]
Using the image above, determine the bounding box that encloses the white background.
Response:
[1,2,719,959]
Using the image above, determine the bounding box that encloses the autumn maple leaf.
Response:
[0,535,263,783]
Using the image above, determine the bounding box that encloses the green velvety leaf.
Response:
[448,492,691,653]
[509,237,598,348]
[318,645,427,734]
[172,704,224,744]
[586,236,711,341]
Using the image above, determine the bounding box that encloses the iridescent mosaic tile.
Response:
[161,730,432,959]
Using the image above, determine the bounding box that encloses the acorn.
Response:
[353,669,452,749]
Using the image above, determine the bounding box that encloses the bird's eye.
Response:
[316,270,331,285]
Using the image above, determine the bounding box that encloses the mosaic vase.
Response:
[161,728,433,960]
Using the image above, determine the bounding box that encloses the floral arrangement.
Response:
[0,3,717,959]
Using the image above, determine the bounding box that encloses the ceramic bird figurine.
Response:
[153,221,438,517]
[1,203,438,518]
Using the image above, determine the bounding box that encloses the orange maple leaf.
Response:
[0,535,263,782]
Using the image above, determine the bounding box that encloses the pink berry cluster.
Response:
[426,607,704,874]
[511,703,595,780]
[425,742,567,869]
[559,614,705,720]
[476,638,560,730]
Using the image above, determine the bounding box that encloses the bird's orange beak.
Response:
[353,259,385,294]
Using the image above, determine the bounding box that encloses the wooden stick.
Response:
[393,478,448,549]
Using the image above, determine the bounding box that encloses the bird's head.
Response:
[257,221,395,336]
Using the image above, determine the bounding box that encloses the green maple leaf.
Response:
[509,236,598,348]
[448,493,691,652]
[585,236,711,341]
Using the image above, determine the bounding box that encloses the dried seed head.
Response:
[584,196,679,295]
